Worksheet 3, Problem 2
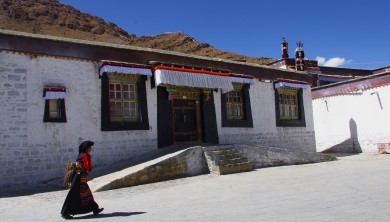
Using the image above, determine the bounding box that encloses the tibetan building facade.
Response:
[0,30,315,187]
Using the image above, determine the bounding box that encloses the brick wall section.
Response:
[0,53,29,186]
[219,130,316,152]
[0,52,158,188]
[215,81,316,153]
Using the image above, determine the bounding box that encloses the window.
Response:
[278,88,299,120]
[43,87,67,122]
[48,99,61,118]
[226,90,244,120]
[275,87,305,127]
[221,84,253,127]
[109,79,138,122]
[101,73,149,131]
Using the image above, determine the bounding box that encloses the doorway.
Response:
[173,99,199,142]
[157,86,218,148]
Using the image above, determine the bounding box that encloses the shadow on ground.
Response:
[72,212,146,220]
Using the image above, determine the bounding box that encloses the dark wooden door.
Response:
[173,99,198,142]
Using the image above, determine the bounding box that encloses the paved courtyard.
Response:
[1,153,390,221]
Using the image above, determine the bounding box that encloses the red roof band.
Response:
[44,87,66,92]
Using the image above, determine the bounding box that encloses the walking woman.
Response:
[61,140,104,219]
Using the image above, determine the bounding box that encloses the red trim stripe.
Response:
[44,87,66,92]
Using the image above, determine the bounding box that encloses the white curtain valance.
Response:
[229,76,255,85]
[155,69,234,92]
[99,65,152,76]
[274,81,310,90]
[44,91,66,99]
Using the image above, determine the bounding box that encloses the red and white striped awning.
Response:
[99,61,152,76]
[154,66,255,92]
[229,73,256,85]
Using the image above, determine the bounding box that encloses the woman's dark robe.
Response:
[61,152,99,216]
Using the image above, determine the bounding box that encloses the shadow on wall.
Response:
[322,118,362,153]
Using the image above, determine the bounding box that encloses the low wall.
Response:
[91,146,209,191]
[91,145,335,192]
[231,144,336,168]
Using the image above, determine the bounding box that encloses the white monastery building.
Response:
[0,30,315,187]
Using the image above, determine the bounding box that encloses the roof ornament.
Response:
[296,40,304,49]
[281,37,289,59]
[295,40,305,71]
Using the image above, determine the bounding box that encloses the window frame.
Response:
[101,72,149,131]
[43,87,67,123]
[109,75,139,122]
[43,98,67,123]
[221,84,253,128]
[225,89,245,120]
[274,87,306,127]
[278,88,299,120]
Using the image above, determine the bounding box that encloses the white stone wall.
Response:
[313,86,390,153]
[0,51,316,187]
[0,52,158,187]
[216,80,316,153]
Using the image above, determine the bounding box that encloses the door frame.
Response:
[157,85,219,148]
[171,87,202,143]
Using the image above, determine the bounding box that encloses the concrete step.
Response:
[210,157,249,166]
[218,162,254,175]
[204,147,253,175]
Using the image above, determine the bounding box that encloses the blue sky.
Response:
[59,0,390,70]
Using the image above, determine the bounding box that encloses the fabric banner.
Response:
[229,76,255,84]
[99,65,152,76]
[44,91,66,99]
[155,69,234,92]
[274,81,310,90]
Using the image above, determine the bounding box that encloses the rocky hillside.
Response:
[0,0,274,65]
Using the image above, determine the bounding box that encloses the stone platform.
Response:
[88,144,336,192]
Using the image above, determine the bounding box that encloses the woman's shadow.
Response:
[72,211,146,220]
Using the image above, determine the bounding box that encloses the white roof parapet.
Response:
[99,64,152,76]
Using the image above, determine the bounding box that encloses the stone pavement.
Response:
[1,153,390,221]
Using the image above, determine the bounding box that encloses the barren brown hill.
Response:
[0,0,274,65]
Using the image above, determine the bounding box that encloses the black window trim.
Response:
[43,87,67,123]
[43,98,67,123]
[221,84,253,128]
[101,72,150,131]
[275,87,306,127]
